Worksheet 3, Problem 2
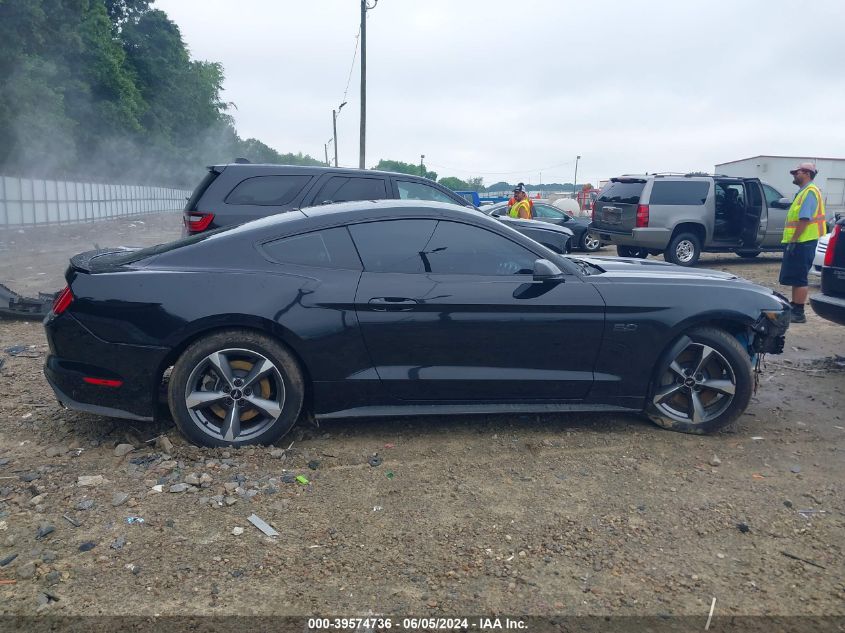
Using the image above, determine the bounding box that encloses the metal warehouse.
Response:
[715,155,845,217]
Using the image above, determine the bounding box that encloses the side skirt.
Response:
[317,402,641,420]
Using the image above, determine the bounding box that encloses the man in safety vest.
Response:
[508,183,533,219]
[779,161,827,323]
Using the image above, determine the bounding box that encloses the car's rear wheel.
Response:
[581,231,601,252]
[665,232,701,266]
[737,250,761,258]
[646,327,752,434]
[168,329,304,447]
[617,245,648,258]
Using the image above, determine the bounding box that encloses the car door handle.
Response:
[367,297,419,311]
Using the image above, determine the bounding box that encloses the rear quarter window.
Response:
[597,181,646,204]
[225,175,313,206]
[260,226,362,270]
[648,181,710,205]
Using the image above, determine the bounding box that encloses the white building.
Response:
[715,155,845,217]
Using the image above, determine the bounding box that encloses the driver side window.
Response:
[349,219,537,275]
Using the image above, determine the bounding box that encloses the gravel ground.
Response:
[0,214,843,619]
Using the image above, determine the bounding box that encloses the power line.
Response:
[426,159,577,177]
[341,26,361,106]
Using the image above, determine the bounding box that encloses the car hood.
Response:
[498,216,574,237]
[575,256,740,281]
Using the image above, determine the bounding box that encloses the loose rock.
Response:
[169,483,189,493]
[156,436,174,453]
[17,561,36,579]
[44,446,68,458]
[77,475,104,487]
[113,444,135,457]
[35,524,55,540]
[76,499,94,511]
[111,492,130,507]
[709,455,721,466]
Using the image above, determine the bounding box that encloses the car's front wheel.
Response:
[167,329,304,447]
[646,327,752,434]
[580,231,601,252]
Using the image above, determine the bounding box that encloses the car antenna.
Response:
[234,157,251,164]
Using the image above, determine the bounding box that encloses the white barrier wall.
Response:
[0,176,192,227]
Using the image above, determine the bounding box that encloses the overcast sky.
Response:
[156,0,845,186]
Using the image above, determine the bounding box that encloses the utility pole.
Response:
[359,0,367,169]
[573,155,581,195]
[324,143,330,166]
[332,102,346,168]
[420,154,425,177]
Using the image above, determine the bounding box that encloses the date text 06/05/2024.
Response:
[307,617,528,630]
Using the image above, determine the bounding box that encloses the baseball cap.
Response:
[513,183,527,194]
[790,161,817,175]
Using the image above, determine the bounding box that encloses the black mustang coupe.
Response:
[44,201,790,447]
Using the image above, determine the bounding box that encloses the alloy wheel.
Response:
[183,348,286,442]
[583,234,601,251]
[652,342,736,425]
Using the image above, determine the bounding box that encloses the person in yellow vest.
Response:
[508,184,532,219]
[779,161,827,323]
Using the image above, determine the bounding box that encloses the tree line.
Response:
[0,0,323,188]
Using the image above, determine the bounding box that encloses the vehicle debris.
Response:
[247,514,279,537]
[125,517,145,524]
[705,596,716,631]
[780,551,826,569]
[295,475,309,485]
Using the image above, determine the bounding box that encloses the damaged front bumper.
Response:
[750,305,791,355]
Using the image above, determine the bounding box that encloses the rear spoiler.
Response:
[69,247,139,273]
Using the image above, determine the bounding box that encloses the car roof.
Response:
[212,163,441,181]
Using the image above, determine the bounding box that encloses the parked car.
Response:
[589,174,792,266]
[183,163,573,254]
[484,200,601,252]
[45,200,790,447]
[810,233,831,277]
[810,217,845,325]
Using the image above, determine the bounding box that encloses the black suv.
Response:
[183,164,573,253]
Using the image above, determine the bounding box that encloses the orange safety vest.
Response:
[782,183,827,243]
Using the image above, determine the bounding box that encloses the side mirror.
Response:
[772,197,792,210]
[533,258,565,282]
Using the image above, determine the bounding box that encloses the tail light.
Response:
[824,223,841,267]
[183,211,214,234]
[636,204,649,228]
[52,286,73,315]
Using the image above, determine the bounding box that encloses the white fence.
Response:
[0,175,191,227]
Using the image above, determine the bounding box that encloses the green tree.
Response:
[466,176,484,191]
[373,158,437,181]
[438,176,470,191]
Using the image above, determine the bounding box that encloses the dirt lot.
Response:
[0,214,843,620]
